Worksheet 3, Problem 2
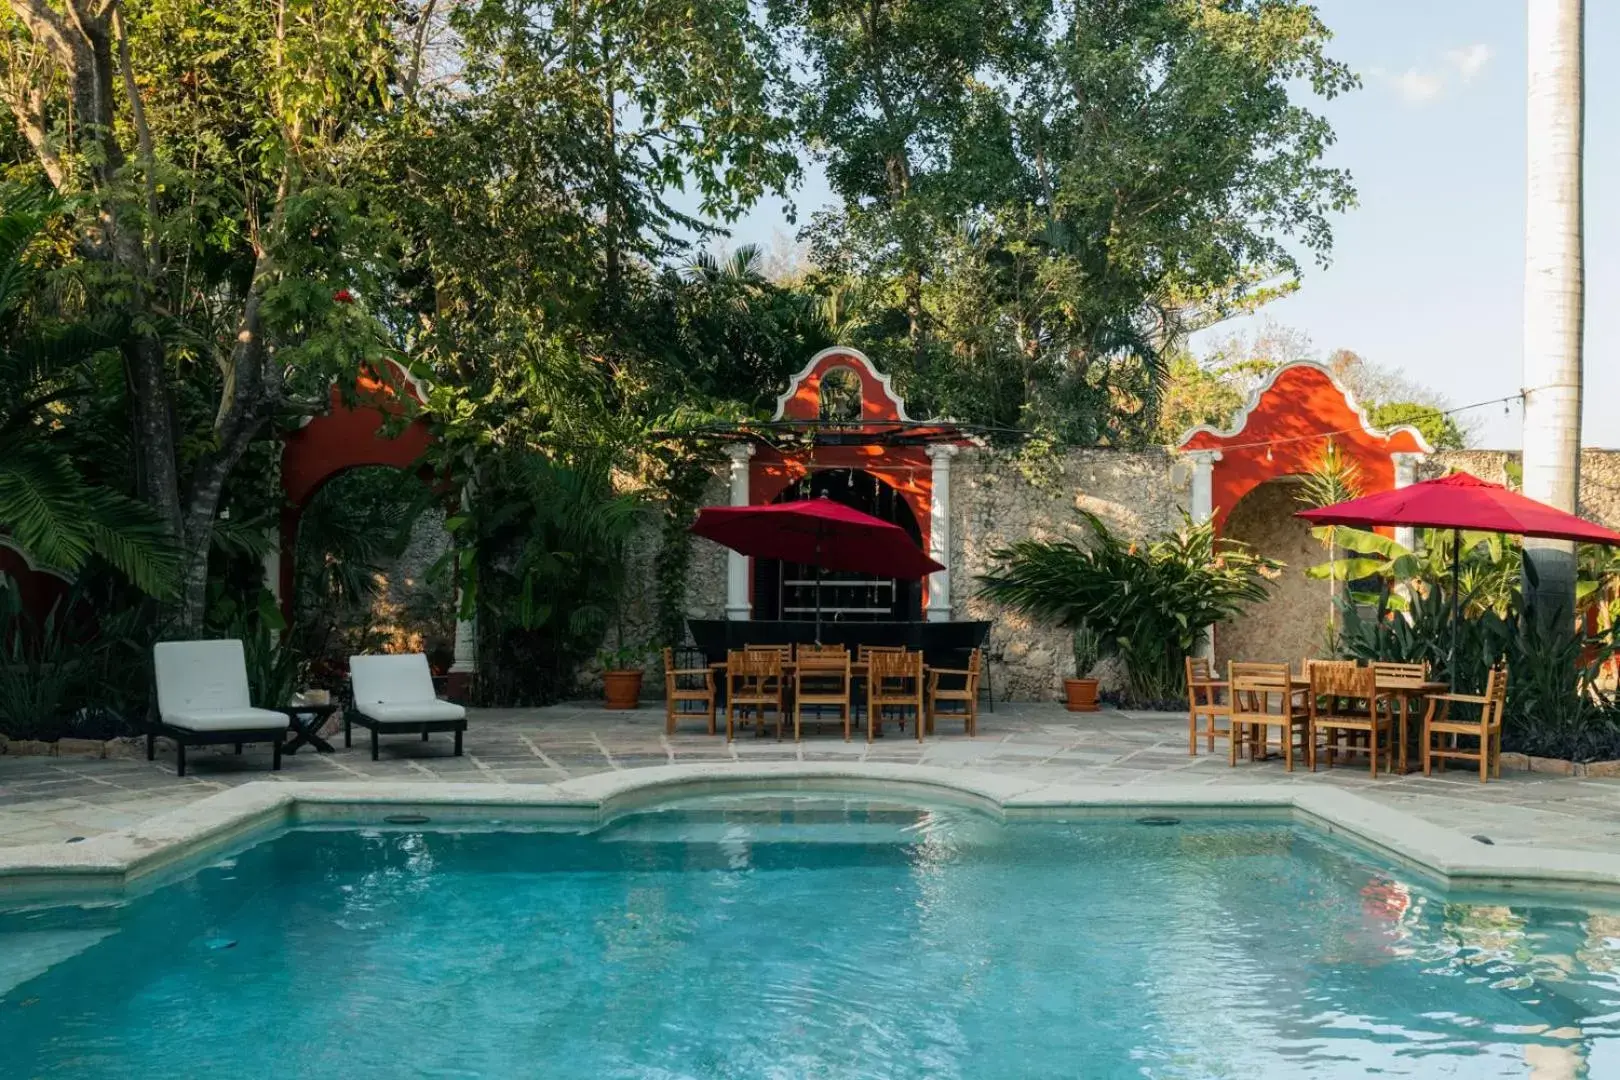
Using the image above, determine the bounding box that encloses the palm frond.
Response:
[81,487,181,598]
[0,441,94,572]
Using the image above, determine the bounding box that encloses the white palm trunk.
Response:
[1522,0,1585,615]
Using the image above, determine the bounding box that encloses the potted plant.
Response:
[598,642,648,709]
[1064,623,1101,712]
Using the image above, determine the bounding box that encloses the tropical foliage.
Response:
[0,188,178,596]
[979,514,1279,704]
[1,0,1383,718]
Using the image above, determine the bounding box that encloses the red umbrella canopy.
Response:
[691,497,945,579]
[1296,472,1620,544]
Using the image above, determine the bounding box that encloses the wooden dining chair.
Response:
[868,649,924,742]
[727,649,785,741]
[794,648,852,741]
[927,648,981,737]
[1423,662,1508,782]
[1308,661,1393,777]
[746,643,794,663]
[1228,662,1310,771]
[1372,660,1429,684]
[1185,656,1229,756]
[663,647,716,735]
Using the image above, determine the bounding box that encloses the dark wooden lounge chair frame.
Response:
[147,723,284,778]
[345,709,466,761]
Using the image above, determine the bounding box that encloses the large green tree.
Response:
[2,0,397,629]
[791,0,1357,444]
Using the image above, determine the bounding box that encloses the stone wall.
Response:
[1429,449,1620,529]
[950,448,1189,701]
[1215,478,1330,670]
[611,447,1620,705]
[581,472,729,697]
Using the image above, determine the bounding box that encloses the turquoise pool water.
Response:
[1,799,1617,1078]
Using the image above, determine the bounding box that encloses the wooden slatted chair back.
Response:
[1482,662,1508,720]
[745,644,793,662]
[858,644,905,663]
[729,648,782,697]
[1229,662,1292,715]
[1309,660,1375,701]
[1187,656,1214,684]
[798,644,849,662]
[1372,660,1428,685]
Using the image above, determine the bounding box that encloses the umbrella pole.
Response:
[1449,527,1461,690]
[814,531,823,645]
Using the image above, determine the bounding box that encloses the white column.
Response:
[450,483,478,675]
[725,444,755,620]
[1187,451,1221,659]
[925,444,959,622]
[1391,453,1424,552]
[1188,450,1220,525]
[261,534,282,642]
[261,540,281,608]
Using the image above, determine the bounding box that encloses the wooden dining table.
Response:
[1279,674,1448,774]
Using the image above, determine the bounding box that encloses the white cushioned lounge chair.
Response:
[347,653,467,760]
[151,640,287,777]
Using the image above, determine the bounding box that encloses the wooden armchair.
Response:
[663,647,716,735]
[1308,661,1393,777]
[795,647,852,741]
[1423,663,1508,782]
[927,648,981,737]
[1185,656,1229,756]
[868,649,924,742]
[727,649,785,741]
[1228,662,1310,771]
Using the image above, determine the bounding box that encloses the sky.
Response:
[718,0,1618,451]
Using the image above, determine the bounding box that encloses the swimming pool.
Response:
[1,797,1616,1078]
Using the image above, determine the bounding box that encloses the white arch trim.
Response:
[1175,360,1436,456]
[772,346,914,422]
[0,536,78,585]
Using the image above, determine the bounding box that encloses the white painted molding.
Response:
[1175,361,1437,456]
[0,537,77,584]
[771,346,914,422]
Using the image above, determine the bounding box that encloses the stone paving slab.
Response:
[0,701,1617,857]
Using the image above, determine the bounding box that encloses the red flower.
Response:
[333,288,355,304]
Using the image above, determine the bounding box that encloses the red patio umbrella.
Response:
[1296,472,1620,682]
[691,496,944,640]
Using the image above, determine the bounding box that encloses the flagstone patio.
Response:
[2,702,1618,856]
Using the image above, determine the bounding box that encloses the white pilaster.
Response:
[725,444,756,620]
[1187,450,1220,525]
[261,539,281,607]
[1186,451,1221,660]
[450,482,478,675]
[1391,452,1424,552]
[925,444,959,622]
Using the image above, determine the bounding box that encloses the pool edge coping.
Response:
[0,762,1614,900]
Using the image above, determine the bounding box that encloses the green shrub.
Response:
[979,513,1279,705]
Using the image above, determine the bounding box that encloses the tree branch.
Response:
[111,1,158,271]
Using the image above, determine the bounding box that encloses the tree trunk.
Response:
[1522,0,1584,619]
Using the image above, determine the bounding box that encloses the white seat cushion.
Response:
[357,701,466,724]
[163,707,289,733]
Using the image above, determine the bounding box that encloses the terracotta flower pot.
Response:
[1064,677,1100,712]
[602,670,644,710]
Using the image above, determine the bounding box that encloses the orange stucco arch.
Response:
[1177,362,1433,532]
[276,361,439,618]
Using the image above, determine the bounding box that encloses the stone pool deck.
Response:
[2,702,1619,855]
